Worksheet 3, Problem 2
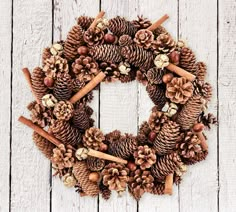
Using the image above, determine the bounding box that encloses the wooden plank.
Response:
[178,1,218,212]
[137,1,179,212]
[219,0,236,211]
[51,1,99,211]
[0,0,11,211]
[99,1,138,211]
[11,0,52,211]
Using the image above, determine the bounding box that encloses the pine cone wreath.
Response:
[198,112,217,129]
[166,77,194,104]
[150,182,165,195]
[83,27,104,46]
[132,15,152,30]
[99,182,111,200]
[53,100,74,121]
[133,145,156,170]
[102,163,129,193]
[134,29,154,49]
[77,16,95,30]
[148,110,168,133]
[146,67,165,85]
[137,121,151,145]
[180,47,197,74]
[86,156,105,171]
[118,34,133,47]
[196,62,207,81]
[83,127,105,150]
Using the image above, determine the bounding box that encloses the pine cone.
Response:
[72,108,91,130]
[105,130,121,142]
[72,78,85,92]
[83,28,104,46]
[32,132,55,159]
[136,70,148,85]
[53,72,73,101]
[99,62,119,83]
[146,84,167,110]
[196,62,207,81]
[198,112,217,130]
[176,95,203,130]
[73,161,100,196]
[89,44,122,63]
[99,182,111,200]
[118,35,133,46]
[31,67,48,101]
[108,132,137,159]
[121,45,154,70]
[51,144,75,170]
[166,77,194,104]
[150,182,165,195]
[86,156,105,171]
[148,110,168,133]
[132,15,151,30]
[50,120,82,146]
[102,163,129,193]
[64,25,84,61]
[120,71,135,83]
[151,152,182,181]
[83,127,105,150]
[108,16,137,37]
[137,121,151,145]
[133,145,156,170]
[194,81,212,101]
[180,47,197,74]
[151,33,175,54]
[134,29,154,49]
[153,26,168,37]
[128,169,154,200]
[77,16,94,30]
[53,100,74,121]
[146,67,164,85]
[184,150,208,165]
[42,47,51,65]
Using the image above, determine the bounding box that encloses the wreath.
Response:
[19,11,217,200]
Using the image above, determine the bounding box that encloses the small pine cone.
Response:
[105,130,121,142]
[185,150,208,165]
[86,156,105,171]
[83,28,104,46]
[108,133,138,159]
[133,145,156,170]
[72,78,85,92]
[134,29,154,49]
[150,182,165,195]
[43,56,69,79]
[53,100,74,121]
[99,182,111,200]
[121,45,154,70]
[136,70,148,85]
[128,169,154,200]
[196,62,207,81]
[152,26,168,37]
[89,44,122,63]
[119,71,135,83]
[180,47,197,74]
[42,47,51,65]
[146,67,165,85]
[73,161,100,196]
[33,132,55,159]
[151,152,182,181]
[51,144,75,170]
[148,110,168,133]
[132,15,151,30]
[118,35,133,47]
[166,77,194,104]
[31,67,48,101]
[77,16,94,30]
[137,121,151,145]
[108,16,137,37]
[102,163,129,193]
[146,84,167,110]
[198,112,217,130]
[72,55,99,82]
[72,108,91,130]
[99,62,119,83]
[83,127,105,150]
[53,72,73,101]
[151,33,176,54]
[194,81,213,101]
[50,120,82,146]
[64,25,84,61]
[176,95,204,130]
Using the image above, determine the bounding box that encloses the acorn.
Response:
[89,172,100,182]
[148,131,157,142]
[104,33,116,44]
[169,51,180,65]
[127,161,137,172]
[162,73,174,84]
[78,46,89,55]
[44,76,54,88]
[193,123,204,133]
[99,143,108,152]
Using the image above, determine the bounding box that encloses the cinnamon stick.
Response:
[89,11,105,30]
[164,174,173,195]
[22,68,41,104]
[147,14,169,31]
[69,71,106,104]
[166,63,196,81]
[196,132,208,151]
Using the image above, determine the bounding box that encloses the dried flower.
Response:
[42,94,58,108]
[154,54,169,69]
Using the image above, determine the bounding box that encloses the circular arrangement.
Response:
[19,12,217,200]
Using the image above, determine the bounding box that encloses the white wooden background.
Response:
[0,0,235,211]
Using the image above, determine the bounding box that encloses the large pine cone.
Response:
[148,110,168,133]
[86,156,105,171]
[134,29,154,49]
[73,161,100,196]
[137,121,151,145]
[64,25,84,61]
[31,67,48,101]
[108,16,137,37]
[118,35,133,47]
[133,145,156,170]
[32,132,55,159]
[121,45,154,70]
[146,84,167,110]
[151,152,182,181]
[84,28,104,46]
[107,131,138,159]
[180,47,197,74]
[176,95,203,130]
[102,163,129,193]
[128,169,154,200]
[83,127,105,150]
[53,72,73,101]
[89,44,122,63]
[196,62,207,81]
[166,77,194,104]
[154,120,182,155]
[146,67,164,85]
[132,15,151,30]
[53,100,74,121]
[77,16,94,30]
[50,120,82,146]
